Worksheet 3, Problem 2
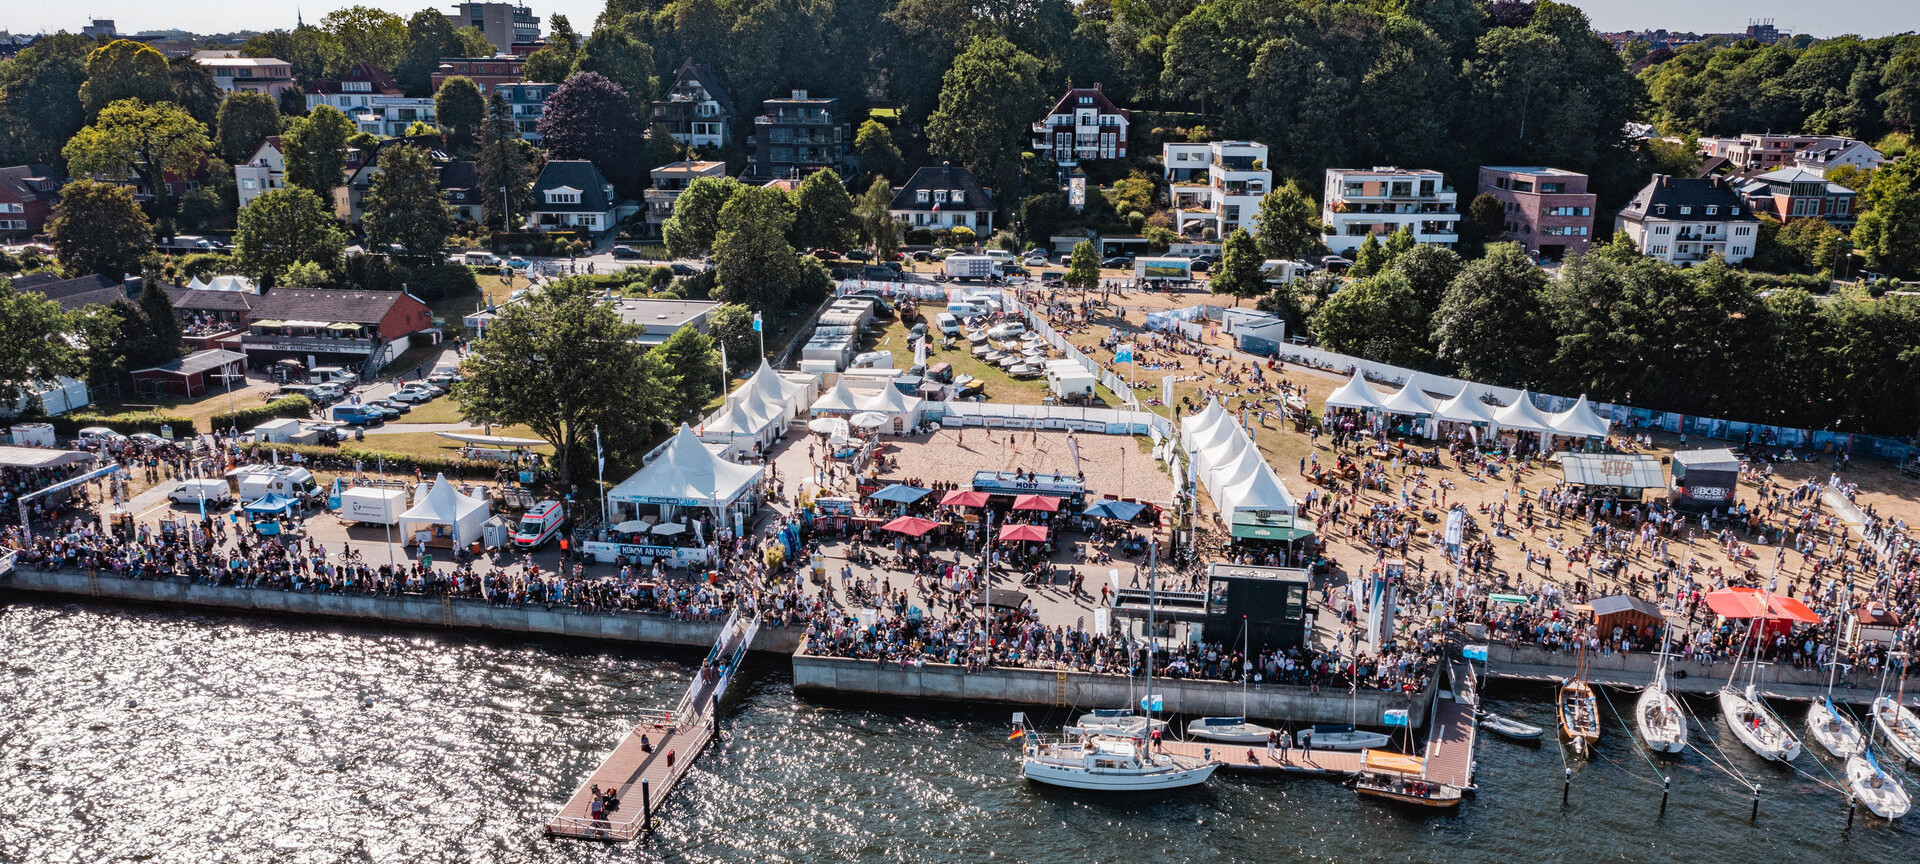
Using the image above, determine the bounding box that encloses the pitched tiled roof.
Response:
[1043,85,1128,120]
[133,348,247,377]
[308,62,402,96]
[890,164,994,213]
[12,273,130,310]
[250,288,414,325]
[530,160,615,213]
[165,285,256,312]
[1618,175,1756,223]
[0,164,61,204]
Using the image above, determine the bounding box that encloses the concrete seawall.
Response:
[792,651,1433,727]
[1482,642,1912,707]
[1,567,804,655]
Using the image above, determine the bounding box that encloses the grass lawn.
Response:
[394,395,470,424]
[90,379,283,429]
[361,426,551,461]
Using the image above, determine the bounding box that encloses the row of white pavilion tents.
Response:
[1323,372,1610,443]
[1182,399,1297,516]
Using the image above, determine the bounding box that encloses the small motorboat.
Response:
[1297,724,1391,752]
[1806,697,1866,759]
[1846,751,1912,819]
[1872,696,1920,765]
[1351,750,1462,811]
[1186,716,1280,744]
[1719,684,1801,762]
[1478,712,1544,741]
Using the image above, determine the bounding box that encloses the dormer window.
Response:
[934,190,948,202]
[952,190,965,203]
[1655,205,1667,215]
[1679,206,1691,215]
[1078,96,1092,105]
[342,81,371,92]
[916,190,929,203]
[1705,205,1717,215]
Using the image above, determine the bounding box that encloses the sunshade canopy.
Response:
[881,516,940,537]
[1703,587,1820,623]
[941,490,991,508]
[1084,499,1146,521]
[244,493,298,514]
[999,524,1049,542]
[870,484,931,503]
[1012,494,1060,512]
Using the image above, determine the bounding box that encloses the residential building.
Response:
[1696,133,1827,174]
[1477,167,1598,261]
[1320,167,1459,255]
[610,298,721,347]
[306,63,437,137]
[497,81,558,141]
[1794,138,1886,174]
[0,164,61,237]
[645,160,727,234]
[653,59,733,150]
[747,90,849,182]
[241,289,434,372]
[430,55,527,93]
[527,160,634,232]
[446,3,541,54]
[234,137,284,210]
[11,273,137,311]
[191,53,297,98]
[1030,84,1128,168]
[439,161,484,223]
[1736,167,1859,226]
[889,163,994,235]
[340,137,458,225]
[1614,174,1761,266]
[1163,141,1270,240]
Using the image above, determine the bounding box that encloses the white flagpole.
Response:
[596,424,607,531]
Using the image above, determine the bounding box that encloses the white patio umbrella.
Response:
[850,412,891,429]
[650,522,688,536]
[809,417,850,436]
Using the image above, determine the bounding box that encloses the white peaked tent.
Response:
[186,274,259,293]
[610,424,761,510]
[809,376,862,416]
[1382,380,1439,417]
[1199,426,1253,484]
[1208,443,1263,494]
[853,384,923,432]
[755,358,808,403]
[1548,394,1611,440]
[1437,387,1497,426]
[1324,372,1389,412]
[1182,399,1227,447]
[1491,390,1555,435]
[1225,464,1295,513]
[699,395,779,451]
[398,473,490,545]
[1190,408,1243,456]
[733,378,790,426]
[741,360,805,420]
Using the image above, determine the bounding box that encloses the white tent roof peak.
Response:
[1183,398,1226,445]
[1324,372,1389,412]
[1436,387,1496,425]
[810,375,861,413]
[1381,379,1439,416]
[609,424,761,507]
[1491,389,1555,434]
[855,383,914,414]
[1548,394,1612,439]
[1226,465,1295,513]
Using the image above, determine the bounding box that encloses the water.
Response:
[2,598,1915,864]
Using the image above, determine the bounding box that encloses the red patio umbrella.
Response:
[1012,494,1059,512]
[999,524,1049,542]
[941,490,991,508]
[881,516,940,537]
[1702,587,1821,623]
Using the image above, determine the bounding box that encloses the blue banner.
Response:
[1383,709,1409,727]
[1140,694,1163,712]
[1461,644,1489,662]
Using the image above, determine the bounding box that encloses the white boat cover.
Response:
[1324,372,1389,412]
[432,431,550,447]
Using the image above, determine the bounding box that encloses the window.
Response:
[1679,206,1692,215]
[952,191,965,203]
[1705,205,1718,215]
[916,190,929,203]
[1733,227,1752,236]
[1655,205,1667,215]
[241,179,257,190]
[933,190,948,202]
[1653,226,1670,235]
[1077,96,1092,105]
[1733,246,1747,255]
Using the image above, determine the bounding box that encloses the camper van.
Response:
[226,465,318,501]
[168,478,232,507]
[512,500,566,550]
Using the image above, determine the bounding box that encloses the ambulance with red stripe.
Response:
[513,500,565,550]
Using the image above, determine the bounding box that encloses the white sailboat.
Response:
[1717,590,1799,762]
[1846,750,1912,820]
[1872,695,1920,765]
[1188,622,1281,745]
[1070,708,1166,738]
[1636,629,1687,754]
[1806,619,1864,759]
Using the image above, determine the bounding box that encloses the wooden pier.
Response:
[545,606,759,841]
[1159,738,1369,775]
[1422,660,1479,789]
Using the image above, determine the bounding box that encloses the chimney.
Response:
[1655,174,1670,188]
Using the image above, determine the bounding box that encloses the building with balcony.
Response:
[1615,174,1760,266]
[1697,133,1827,175]
[446,3,541,54]
[1477,166,1597,262]
[1736,167,1859,227]
[234,137,284,210]
[747,90,848,182]
[645,160,727,234]
[307,63,437,137]
[241,289,433,372]
[430,55,526,93]
[191,52,297,98]
[1320,167,1459,255]
[1163,141,1269,240]
[0,163,61,238]
[1794,137,1885,174]
[1030,84,1128,168]
[340,137,472,226]
[653,59,734,150]
[889,163,994,235]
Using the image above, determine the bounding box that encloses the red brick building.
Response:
[0,164,61,238]
[240,289,434,372]
[1477,166,1598,261]
[430,55,526,94]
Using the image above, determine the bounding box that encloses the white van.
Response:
[309,366,357,386]
[168,478,232,507]
[985,249,1015,264]
[462,251,501,266]
[935,312,960,337]
[76,427,127,446]
[946,301,989,320]
[226,465,318,500]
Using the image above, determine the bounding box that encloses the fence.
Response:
[931,402,1173,438]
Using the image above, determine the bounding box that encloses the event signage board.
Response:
[971,471,1083,496]
[581,541,707,566]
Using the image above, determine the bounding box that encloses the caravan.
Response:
[226,465,318,501]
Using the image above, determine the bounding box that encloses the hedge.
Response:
[209,395,313,433]
[244,442,536,479]
[49,411,198,437]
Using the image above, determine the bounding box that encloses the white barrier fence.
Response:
[930,402,1173,438]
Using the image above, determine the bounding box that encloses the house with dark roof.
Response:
[0,164,61,237]
[11,273,137,311]
[1615,174,1760,266]
[1030,84,1129,168]
[235,137,284,210]
[746,89,849,182]
[652,59,733,149]
[1736,167,1859,227]
[130,348,247,399]
[340,136,460,225]
[439,160,483,222]
[1794,138,1884,175]
[527,160,632,232]
[164,284,256,339]
[306,63,436,138]
[889,164,995,236]
[240,288,433,372]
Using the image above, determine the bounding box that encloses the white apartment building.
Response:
[1164,141,1270,240]
[305,63,437,138]
[234,137,285,210]
[1614,174,1760,266]
[1320,167,1459,255]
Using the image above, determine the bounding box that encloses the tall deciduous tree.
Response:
[216,92,283,164]
[663,175,744,258]
[282,104,355,199]
[1253,180,1321,261]
[712,186,800,312]
[0,34,91,166]
[1432,242,1551,386]
[47,180,153,277]
[321,6,409,76]
[397,9,463,96]
[1209,228,1265,306]
[434,75,486,141]
[653,324,720,421]
[455,279,665,486]
[706,303,760,373]
[1065,240,1099,292]
[0,281,81,407]
[363,145,452,254]
[926,36,1048,198]
[536,72,643,194]
[855,119,905,183]
[168,57,224,129]
[62,99,211,199]
[1854,157,1920,278]
[854,178,899,257]
[570,14,657,117]
[1308,270,1431,367]
[788,170,858,252]
[234,187,346,285]
[521,14,580,83]
[79,40,173,117]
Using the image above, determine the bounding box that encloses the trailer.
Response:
[337,486,407,525]
[1134,257,1192,282]
[944,254,1000,281]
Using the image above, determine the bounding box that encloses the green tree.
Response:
[712,186,801,312]
[363,145,453,254]
[1308,271,1431,367]
[0,281,81,407]
[215,91,283,164]
[707,302,761,373]
[1209,228,1265,306]
[855,119,906,183]
[126,281,183,369]
[62,99,210,201]
[926,36,1049,198]
[1254,181,1321,261]
[1432,243,1552,386]
[521,14,579,83]
[1065,240,1099,292]
[456,279,667,484]
[1460,192,1506,256]
[1773,218,1849,272]
[1108,172,1156,216]
[47,180,152,277]
[476,92,538,229]
[396,9,464,96]
[282,104,355,198]
[0,34,90,166]
[1389,243,1465,318]
[854,178,899,257]
[1854,157,1920,277]
[235,187,346,285]
[322,6,409,76]
[1348,233,1387,277]
[663,175,745,258]
[169,56,224,129]
[571,14,657,116]
[453,26,494,57]
[279,260,334,289]
[788,170,858,251]
[434,75,486,140]
[653,324,720,421]
[79,40,173,117]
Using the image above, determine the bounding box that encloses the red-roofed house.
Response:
[0,164,60,238]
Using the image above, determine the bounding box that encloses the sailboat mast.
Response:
[1145,538,1155,722]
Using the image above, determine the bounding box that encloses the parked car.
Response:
[1190,254,1219,267]
[507,257,531,269]
[1024,254,1047,267]
[1190,260,1211,273]
[390,387,434,403]
[1101,256,1133,269]
[76,427,127,446]
[372,399,410,414]
[670,263,702,277]
[912,250,931,262]
[426,371,463,386]
[1320,255,1353,273]
[845,249,873,262]
[611,245,642,260]
[986,321,1028,339]
[811,248,841,261]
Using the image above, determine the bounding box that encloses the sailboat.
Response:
[1294,653,1390,751]
[1717,589,1800,762]
[1189,621,1282,745]
[1872,696,1920,765]
[1560,643,1600,756]
[1846,750,1912,819]
[1806,618,1864,759]
[1636,627,1687,754]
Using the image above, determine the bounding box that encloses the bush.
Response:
[402,262,480,302]
[51,411,197,437]
[906,228,935,246]
[245,441,530,479]
[209,395,313,432]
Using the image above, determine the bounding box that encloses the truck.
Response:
[1135,257,1193,282]
[336,486,406,525]
[512,500,566,550]
[944,254,1000,281]
[1260,259,1301,284]
[331,403,386,427]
